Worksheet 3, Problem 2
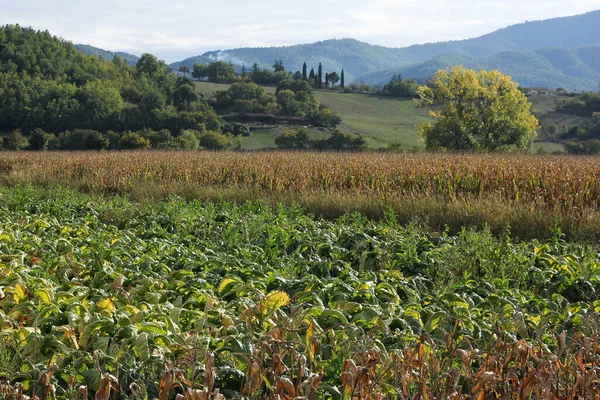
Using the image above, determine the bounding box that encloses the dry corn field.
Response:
[1,151,599,209]
[1,151,600,239]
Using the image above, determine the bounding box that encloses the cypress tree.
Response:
[317,62,323,88]
[325,72,329,87]
[309,68,315,79]
[341,69,345,88]
[302,62,307,80]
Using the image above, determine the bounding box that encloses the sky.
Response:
[0,0,599,63]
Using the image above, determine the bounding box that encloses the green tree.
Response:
[302,62,307,80]
[2,129,28,150]
[28,128,50,150]
[416,67,539,151]
[328,72,340,87]
[191,64,207,80]
[273,60,285,72]
[204,61,235,82]
[340,69,345,88]
[317,63,323,89]
[199,131,232,149]
[178,65,190,77]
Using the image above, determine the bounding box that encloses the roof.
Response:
[244,113,275,118]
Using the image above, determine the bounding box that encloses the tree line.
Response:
[189,59,346,89]
[0,25,233,150]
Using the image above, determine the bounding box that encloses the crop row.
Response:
[1,151,600,211]
[0,187,599,398]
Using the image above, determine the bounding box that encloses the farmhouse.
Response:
[241,113,310,126]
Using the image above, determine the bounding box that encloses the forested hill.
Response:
[0,25,219,137]
[169,39,414,83]
[171,10,600,90]
[74,44,140,65]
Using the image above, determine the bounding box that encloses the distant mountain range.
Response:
[74,44,139,66]
[76,10,600,91]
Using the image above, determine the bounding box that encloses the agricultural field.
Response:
[1,151,600,240]
[1,185,600,399]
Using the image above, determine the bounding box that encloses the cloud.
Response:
[0,0,597,61]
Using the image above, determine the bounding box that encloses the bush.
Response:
[311,108,342,128]
[28,128,50,150]
[120,132,151,149]
[313,130,369,151]
[2,130,28,150]
[83,130,109,150]
[176,130,200,150]
[275,129,312,150]
[199,131,232,150]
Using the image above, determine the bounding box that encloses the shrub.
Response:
[199,131,232,150]
[120,132,151,149]
[2,129,28,150]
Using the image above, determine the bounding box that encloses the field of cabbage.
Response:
[1,186,600,399]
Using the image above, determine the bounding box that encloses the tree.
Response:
[273,60,285,72]
[309,68,315,80]
[340,69,345,88]
[2,129,28,150]
[328,72,340,87]
[317,63,323,89]
[416,67,539,151]
[178,65,190,77]
[302,62,307,80]
[192,64,207,81]
[204,61,235,82]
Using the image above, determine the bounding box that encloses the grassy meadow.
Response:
[195,81,566,151]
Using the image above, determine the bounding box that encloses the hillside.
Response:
[171,10,600,91]
[194,81,566,151]
[362,45,600,91]
[170,39,416,83]
[74,44,140,65]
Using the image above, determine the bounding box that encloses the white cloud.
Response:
[0,0,597,61]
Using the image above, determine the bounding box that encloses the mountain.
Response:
[171,10,600,90]
[359,45,600,91]
[75,44,140,65]
[169,38,416,83]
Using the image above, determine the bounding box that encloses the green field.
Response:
[313,91,431,148]
[2,185,600,399]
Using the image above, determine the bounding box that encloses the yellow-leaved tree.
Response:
[416,67,539,151]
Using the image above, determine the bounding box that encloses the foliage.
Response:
[0,186,600,398]
[120,132,151,149]
[198,131,233,150]
[274,129,313,150]
[1,130,28,150]
[312,130,368,151]
[381,74,419,98]
[417,67,539,151]
[0,25,221,138]
[564,138,600,155]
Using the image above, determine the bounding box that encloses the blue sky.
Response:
[0,0,598,62]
